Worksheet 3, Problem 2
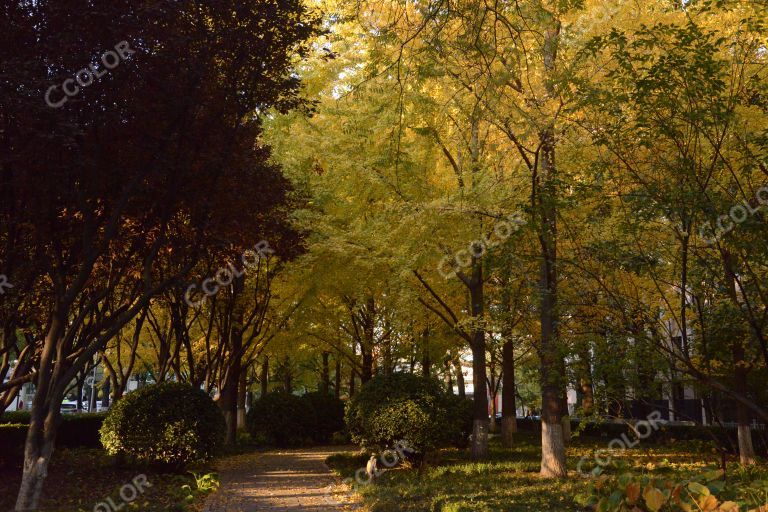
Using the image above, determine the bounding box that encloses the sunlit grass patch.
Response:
[326,434,767,511]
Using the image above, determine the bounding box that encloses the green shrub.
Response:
[0,424,28,467]
[575,468,739,511]
[0,413,105,461]
[330,430,351,445]
[59,413,106,447]
[301,392,345,443]
[444,395,474,449]
[247,391,307,446]
[246,391,345,446]
[0,410,31,424]
[345,373,472,454]
[100,382,225,469]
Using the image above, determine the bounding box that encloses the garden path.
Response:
[203,446,360,512]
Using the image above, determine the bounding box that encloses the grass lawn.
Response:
[326,432,768,512]
[0,448,218,512]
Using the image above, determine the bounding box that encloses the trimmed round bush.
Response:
[345,373,472,454]
[100,382,225,469]
[302,392,345,443]
[246,391,346,446]
[247,391,307,446]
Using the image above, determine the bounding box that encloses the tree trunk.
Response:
[102,379,110,409]
[382,336,392,376]
[501,340,517,447]
[361,297,376,383]
[334,357,341,399]
[89,376,98,412]
[237,369,247,430]
[260,356,269,397]
[537,15,567,479]
[469,262,489,460]
[76,374,84,412]
[722,250,756,465]
[321,351,330,394]
[421,329,431,377]
[453,351,465,399]
[15,405,59,512]
[577,343,594,416]
[349,342,357,396]
[283,356,293,394]
[221,301,244,445]
[15,314,64,511]
[361,348,374,384]
[733,330,756,465]
[560,389,571,442]
[488,348,498,434]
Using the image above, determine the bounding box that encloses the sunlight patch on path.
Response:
[203,446,361,512]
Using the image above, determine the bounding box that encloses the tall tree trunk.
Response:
[283,356,293,394]
[537,15,567,479]
[453,351,465,399]
[445,358,454,394]
[15,314,64,511]
[382,337,392,376]
[501,340,517,447]
[421,328,431,377]
[76,373,85,412]
[349,341,357,396]
[321,351,330,394]
[334,357,342,399]
[469,262,489,460]
[220,272,245,446]
[220,343,241,446]
[577,344,594,416]
[16,405,58,512]
[102,379,110,409]
[361,296,376,383]
[237,369,247,430]
[722,250,756,465]
[89,372,98,412]
[488,349,499,434]
[260,356,269,397]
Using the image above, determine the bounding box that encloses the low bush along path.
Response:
[204,446,359,512]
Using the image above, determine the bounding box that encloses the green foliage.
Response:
[301,391,346,443]
[100,383,225,469]
[574,468,743,511]
[170,471,221,511]
[1,413,106,467]
[59,413,108,448]
[325,435,586,511]
[345,373,472,454]
[0,424,27,466]
[0,410,31,424]
[246,390,345,446]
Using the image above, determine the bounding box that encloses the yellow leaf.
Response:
[643,486,666,512]
[626,482,641,504]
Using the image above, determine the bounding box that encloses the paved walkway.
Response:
[203,446,361,512]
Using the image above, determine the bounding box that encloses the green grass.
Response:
[0,448,218,512]
[326,432,767,512]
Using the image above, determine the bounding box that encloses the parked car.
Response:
[60,401,78,414]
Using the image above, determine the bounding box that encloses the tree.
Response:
[1,0,319,508]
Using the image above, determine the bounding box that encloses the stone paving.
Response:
[203,446,361,512]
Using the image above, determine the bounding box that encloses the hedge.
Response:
[0,413,106,467]
[246,391,346,446]
[503,417,768,455]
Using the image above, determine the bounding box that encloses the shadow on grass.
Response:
[325,432,754,512]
